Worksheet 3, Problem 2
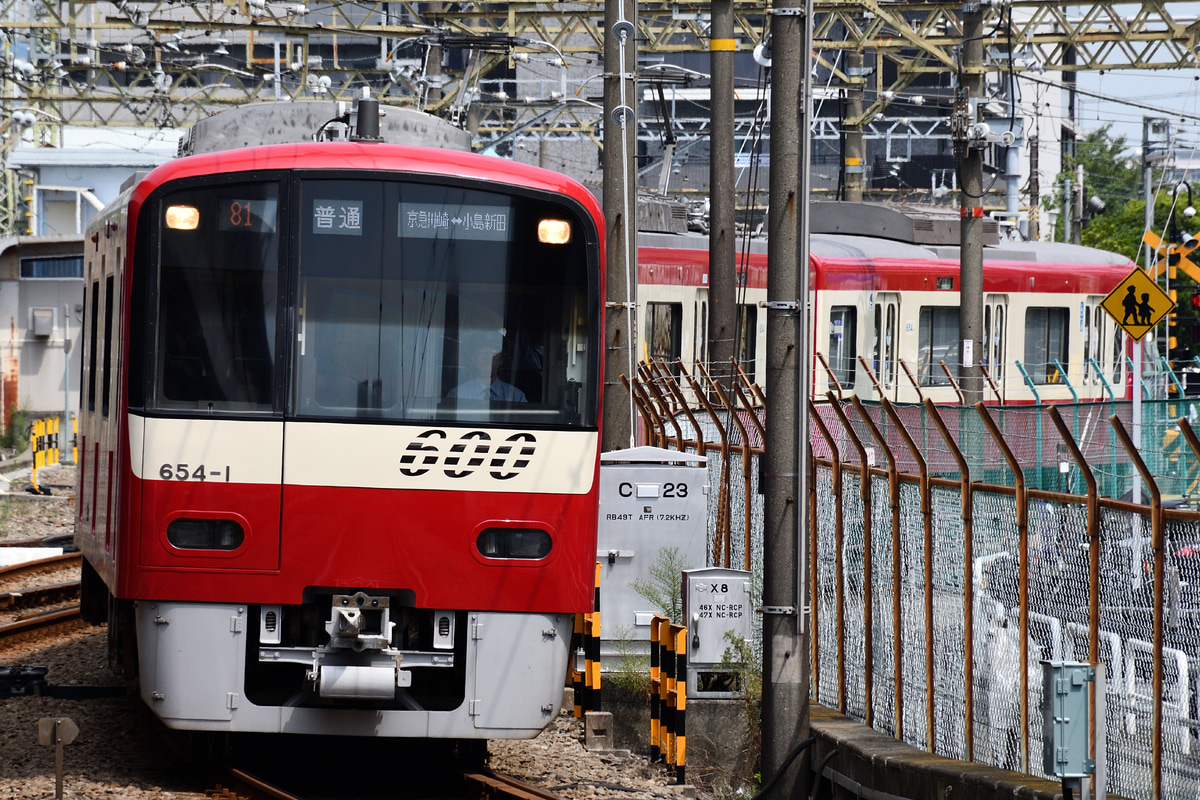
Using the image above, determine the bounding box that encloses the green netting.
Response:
[819,398,1200,501]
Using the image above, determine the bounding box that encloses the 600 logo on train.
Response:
[399,429,536,479]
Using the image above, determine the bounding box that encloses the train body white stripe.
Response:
[131,414,597,494]
[133,416,284,484]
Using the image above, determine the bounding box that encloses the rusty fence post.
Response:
[669,361,708,455]
[713,379,754,571]
[882,397,930,747]
[854,395,904,739]
[1046,404,1101,776]
[976,402,1027,771]
[809,400,842,711]
[826,392,874,726]
[1110,414,1165,800]
[923,399,973,759]
[684,365,730,565]
[641,362,685,450]
[733,379,766,572]
[625,373,663,447]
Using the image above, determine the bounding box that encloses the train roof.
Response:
[641,229,1134,269]
[128,141,604,224]
[178,100,472,155]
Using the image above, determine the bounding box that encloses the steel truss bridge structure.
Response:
[0,0,1198,232]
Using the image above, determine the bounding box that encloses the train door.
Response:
[693,297,708,370]
[647,301,682,371]
[871,293,899,399]
[1083,295,1105,394]
[984,295,1007,401]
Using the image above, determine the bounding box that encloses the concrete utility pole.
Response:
[602,0,639,451]
[761,0,810,795]
[842,48,865,202]
[708,0,737,391]
[957,6,985,407]
[1028,135,1040,241]
[1073,164,1085,245]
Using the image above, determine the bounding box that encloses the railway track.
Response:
[0,552,80,582]
[0,578,81,610]
[204,767,572,800]
[463,770,572,799]
[0,605,82,640]
[0,550,83,640]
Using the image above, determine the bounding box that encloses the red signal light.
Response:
[1191,293,1200,309]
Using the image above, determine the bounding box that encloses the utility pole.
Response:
[843,48,865,202]
[1073,164,1084,245]
[1063,175,1072,243]
[1029,135,1040,240]
[956,6,985,407]
[602,0,638,451]
[762,0,810,796]
[708,0,737,391]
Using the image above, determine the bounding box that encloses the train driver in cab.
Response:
[449,331,527,402]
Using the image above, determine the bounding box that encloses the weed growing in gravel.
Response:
[603,624,651,696]
[0,406,30,454]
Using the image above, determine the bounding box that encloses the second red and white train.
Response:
[637,202,1138,404]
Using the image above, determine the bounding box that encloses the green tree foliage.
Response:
[1055,125,1200,364]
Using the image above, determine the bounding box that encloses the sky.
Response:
[1066,0,1200,159]
[1075,69,1200,156]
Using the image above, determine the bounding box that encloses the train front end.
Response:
[77,143,604,738]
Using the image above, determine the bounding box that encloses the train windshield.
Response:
[293,178,594,426]
[142,173,596,428]
[153,181,281,413]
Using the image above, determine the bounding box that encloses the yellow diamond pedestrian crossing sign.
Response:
[1101,266,1175,342]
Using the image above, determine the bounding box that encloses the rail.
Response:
[0,606,81,640]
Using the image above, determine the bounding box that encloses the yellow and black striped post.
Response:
[29,417,62,494]
[674,625,687,784]
[663,622,681,771]
[649,615,665,762]
[571,612,585,718]
[71,415,77,464]
[588,562,602,711]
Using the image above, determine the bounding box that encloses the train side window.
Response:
[647,302,682,369]
[1024,306,1069,384]
[87,279,99,413]
[153,181,280,413]
[738,304,757,384]
[828,306,856,388]
[102,275,114,417]
[917,305,958,386]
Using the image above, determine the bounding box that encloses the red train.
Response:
[75,98,604,742]
[638,203,1139,404]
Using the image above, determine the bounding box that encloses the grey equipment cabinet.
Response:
[682,567,752,697]
[596,446,708,666]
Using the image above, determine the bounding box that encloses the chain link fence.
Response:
[631,360,1200,799]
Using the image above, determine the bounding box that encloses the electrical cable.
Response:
[747,736,817,800]
[809,747,839,800]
